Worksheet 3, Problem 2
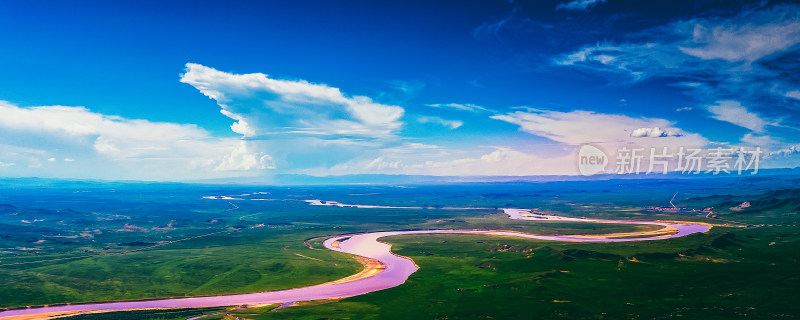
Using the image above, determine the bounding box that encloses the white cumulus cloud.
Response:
[180,63,404,138]
[630,127,683,138]
[0,100,272,180]
[214,141,274,171]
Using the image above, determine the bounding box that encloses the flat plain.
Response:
[0,174,798,319]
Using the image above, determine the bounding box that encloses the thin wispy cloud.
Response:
[741,133,777,147]
[416,115,463,129]
[492,108,706,148]
[553,42,661,82]
[426,103,495,113]
[706,100,772,132]
[552,5,800,156]
[785,90,800,101]
[555,0,606,11]
[467,79,484,88]
[389,80,426,95]
[473,7,518,40]
[327,147,578,176]
[554,6,800,81]
[678,18,800,63]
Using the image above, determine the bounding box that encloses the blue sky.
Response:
[1,0,799,180]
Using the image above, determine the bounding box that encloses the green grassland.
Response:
[237,225,800,319]
[0,214,657,309]
[64,222,800,319]
[2,180,799,319]
[415,212,666,235]
[0,228,362,308]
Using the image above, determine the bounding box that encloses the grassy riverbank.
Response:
[237,225,799,319]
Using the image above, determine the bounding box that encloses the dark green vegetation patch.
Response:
[58,307,225,320]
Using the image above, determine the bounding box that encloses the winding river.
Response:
[0,207,711,319]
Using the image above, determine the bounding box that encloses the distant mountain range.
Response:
[188,167,800,185]
[1,167,799,186]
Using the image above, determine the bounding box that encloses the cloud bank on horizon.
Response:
[0,1,798,180]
